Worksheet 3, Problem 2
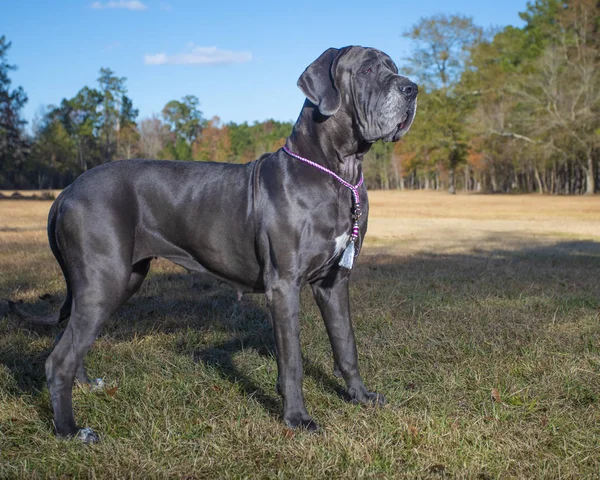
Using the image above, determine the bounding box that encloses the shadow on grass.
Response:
[2,236,599,416]
[1,271,348,419]
[0,345,49,394]
[360,237,600,295]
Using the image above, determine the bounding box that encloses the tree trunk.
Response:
[534,166,544,194]
[568,162,574,194]
[393,160,402,190]
[512,168,518,192]
[448,169,456,194]
[490,167,498,193]
[527,168,534,193]
[585,151,595,195]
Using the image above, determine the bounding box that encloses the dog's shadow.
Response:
[178,287,348,418]
[190,327,349,418]
[2,271,348,421]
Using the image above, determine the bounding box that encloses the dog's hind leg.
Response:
[45,257,149,443]
[73,259,151,391]
[46,304,114,443]
[52,330,96,387]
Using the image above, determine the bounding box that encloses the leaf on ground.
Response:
[106,386,118,397]
[490,388,502,403]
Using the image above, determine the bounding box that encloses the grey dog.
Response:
[13,46,417,443]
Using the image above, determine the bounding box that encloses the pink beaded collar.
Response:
[282,145,364,269]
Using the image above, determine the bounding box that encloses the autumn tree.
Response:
[193,116,232,162]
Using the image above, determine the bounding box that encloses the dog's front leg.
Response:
[311,272,386,407]
[266,281,319,431]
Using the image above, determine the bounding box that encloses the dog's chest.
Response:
[333,232,350,256]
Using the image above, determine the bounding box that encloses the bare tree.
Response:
[496,0,599,194]
[138,114,169,159]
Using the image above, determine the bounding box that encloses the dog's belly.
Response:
[134,221,264,293]
[126,168,263,291]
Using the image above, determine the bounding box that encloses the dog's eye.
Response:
[361,68,372,75]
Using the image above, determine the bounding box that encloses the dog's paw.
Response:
[76,427,100,444]
[349,387,387,407]
[283,412,321,432]
[89,378,105,392]
[76,377,105,392]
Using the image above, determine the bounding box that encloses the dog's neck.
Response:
[286,101,372,185]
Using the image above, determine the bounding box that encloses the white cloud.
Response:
[145,53,168,65]
[91,1,148,10]
[144,45,252,66]
[160,2,172,11]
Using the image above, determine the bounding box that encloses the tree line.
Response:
[1,0,598,194]
[0,56,292,189]
[397,0,599,195]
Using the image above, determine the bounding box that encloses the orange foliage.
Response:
[467,137,486,171]
[193,116,232,162]
[393,141,418,171]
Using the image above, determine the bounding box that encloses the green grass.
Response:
[1,198,600,478]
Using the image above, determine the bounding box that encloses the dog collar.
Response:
[282,145,363,269]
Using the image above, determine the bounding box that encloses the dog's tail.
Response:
[8,297,70,326]
[9,191,73,326]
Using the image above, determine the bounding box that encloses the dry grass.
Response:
[1,192,599,478]
[368,190,600,221]
[0,190,61,199]
[366,191,600,255]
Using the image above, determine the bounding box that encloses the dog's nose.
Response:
[400,81,418,100]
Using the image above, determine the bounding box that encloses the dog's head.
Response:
[298,46,417,143]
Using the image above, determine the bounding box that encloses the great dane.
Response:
[13,45,417,442]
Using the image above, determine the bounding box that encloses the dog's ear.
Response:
[297,48,342,116]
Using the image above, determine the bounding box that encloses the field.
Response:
[1,191,599,478]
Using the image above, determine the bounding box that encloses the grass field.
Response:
[1,191,599,478]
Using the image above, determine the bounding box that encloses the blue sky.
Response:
[4,0,530,128]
